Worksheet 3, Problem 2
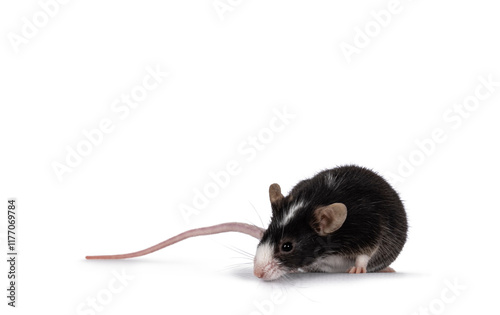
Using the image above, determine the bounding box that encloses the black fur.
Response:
[260,165,408,272]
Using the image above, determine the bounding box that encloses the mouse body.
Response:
[254,165,407,280]
[87,165,408,281]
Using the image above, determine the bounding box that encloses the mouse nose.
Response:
[254,268,264,278]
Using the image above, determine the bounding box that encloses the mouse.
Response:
[86,165,408,281]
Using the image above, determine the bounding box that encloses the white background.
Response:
[1,1,499,314]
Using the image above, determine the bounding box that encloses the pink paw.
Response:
[378,266,395,273]
[347,266,367,274]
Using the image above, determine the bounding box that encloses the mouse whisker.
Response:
[222,262,252,270]
[223,244,255,259]
[229,256,253,261]
[249,201,265,228]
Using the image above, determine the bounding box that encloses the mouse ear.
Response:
[311,203,347,236]
[269,183,284,204]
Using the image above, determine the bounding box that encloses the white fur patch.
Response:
[254,242,274,268]
[280,200,305,226]
[325,173,334,185]
[253,242,286,280]
[306,255,353,273]
[355,254,371,268]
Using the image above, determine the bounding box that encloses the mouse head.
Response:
[253,183,347,280]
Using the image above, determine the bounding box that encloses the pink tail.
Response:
[86,222,265,260]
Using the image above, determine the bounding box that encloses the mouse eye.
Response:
[281,242,293,252]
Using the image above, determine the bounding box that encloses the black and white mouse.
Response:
[87,165,408,281]
[254,165,408,280]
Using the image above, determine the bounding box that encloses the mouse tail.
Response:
[85,222,265,260]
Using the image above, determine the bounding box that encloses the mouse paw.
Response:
[377,266,395,273]
[347,266,367,274]
[347,254,370,274]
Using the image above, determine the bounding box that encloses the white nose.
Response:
[254,242,275,279]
